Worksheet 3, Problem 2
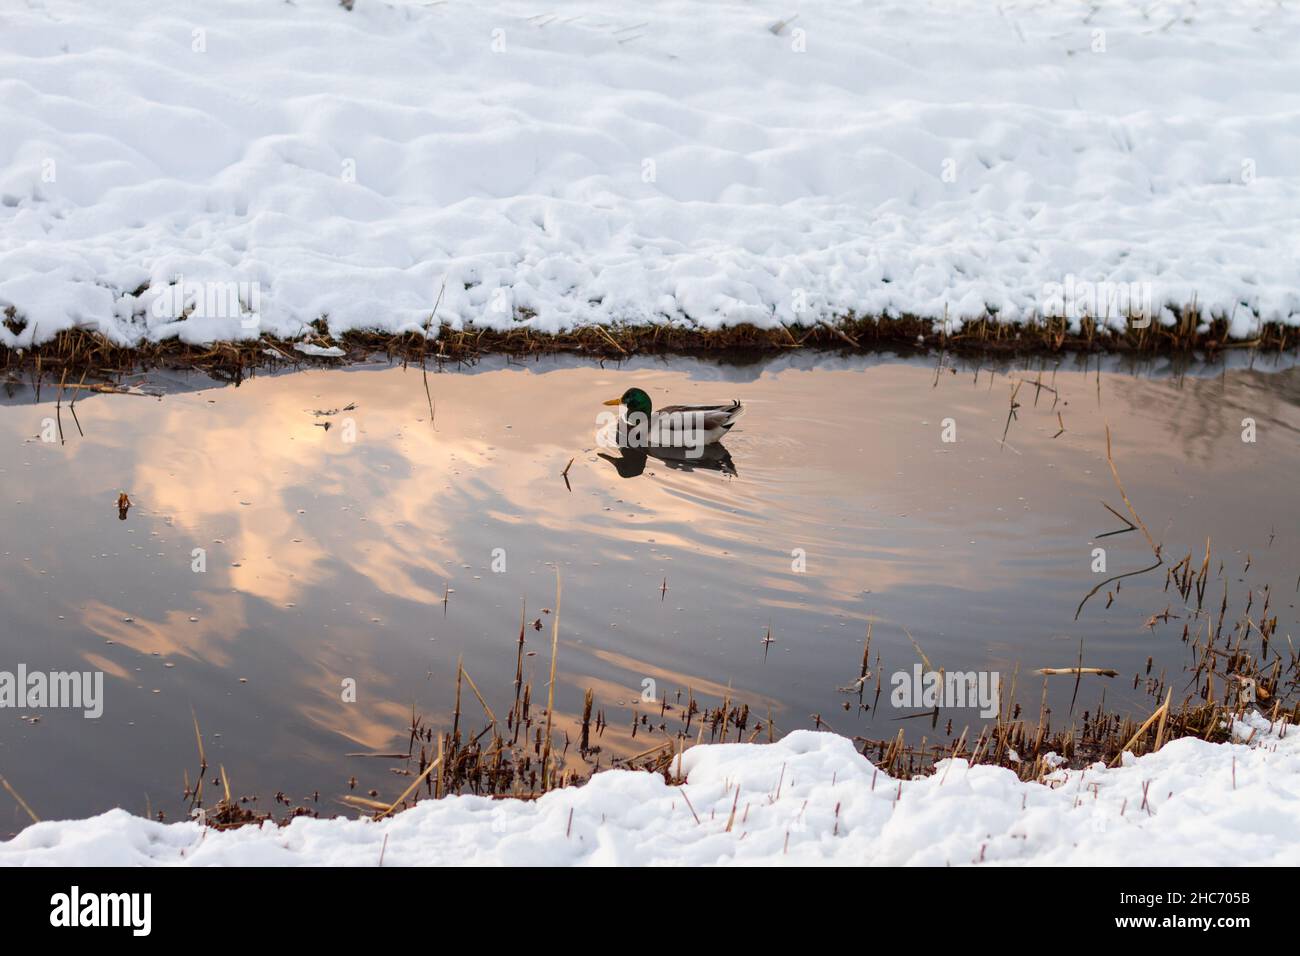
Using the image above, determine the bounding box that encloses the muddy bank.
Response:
[2,315,1296,381]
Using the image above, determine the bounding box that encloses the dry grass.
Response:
[2,312,1295,382]
[171,547,1294,830]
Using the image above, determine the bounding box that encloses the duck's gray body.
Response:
[649,400,744,445]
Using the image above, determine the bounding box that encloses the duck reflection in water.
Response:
[598,442,738,478]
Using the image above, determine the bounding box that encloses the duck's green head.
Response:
[603,387,652,416]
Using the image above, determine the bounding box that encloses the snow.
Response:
[293,342,346,358]
[2,712,1295,866]
[2,0,1298,350]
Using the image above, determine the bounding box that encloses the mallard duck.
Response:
[601,387,744,446]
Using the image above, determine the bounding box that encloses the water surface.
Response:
[1,351,1297,825]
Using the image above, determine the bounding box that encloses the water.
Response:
[1,351,1297,825]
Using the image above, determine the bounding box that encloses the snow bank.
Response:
[2,713,1294,866]
[2,0,1298,350]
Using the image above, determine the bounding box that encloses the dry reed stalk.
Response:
[341,794,392,812]
[1154,688,1173,750]
[1109,693,1172,767]
[678,787,701,824]
[593,325,627,354]
[434,733,444,799]
[901,626,933,672]
[0,774,38,823]
[190,710,207,808]
[459,666,497,728]
[420,278,447,425]
[580,687,594,753]
[511,599,527,733]
[1104,423,1160,558]
[615,739,673,765]
[861,622,873,683]
[540,567,562,790]
[725,785,741,832]
[452,655,464,742]
[377,754,444,819]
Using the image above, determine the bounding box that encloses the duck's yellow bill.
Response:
[602,397,622,406]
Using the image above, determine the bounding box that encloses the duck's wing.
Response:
[657,400,744,433]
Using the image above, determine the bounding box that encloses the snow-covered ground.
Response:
[2,713,1294,866]
[2,0,1298,349]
